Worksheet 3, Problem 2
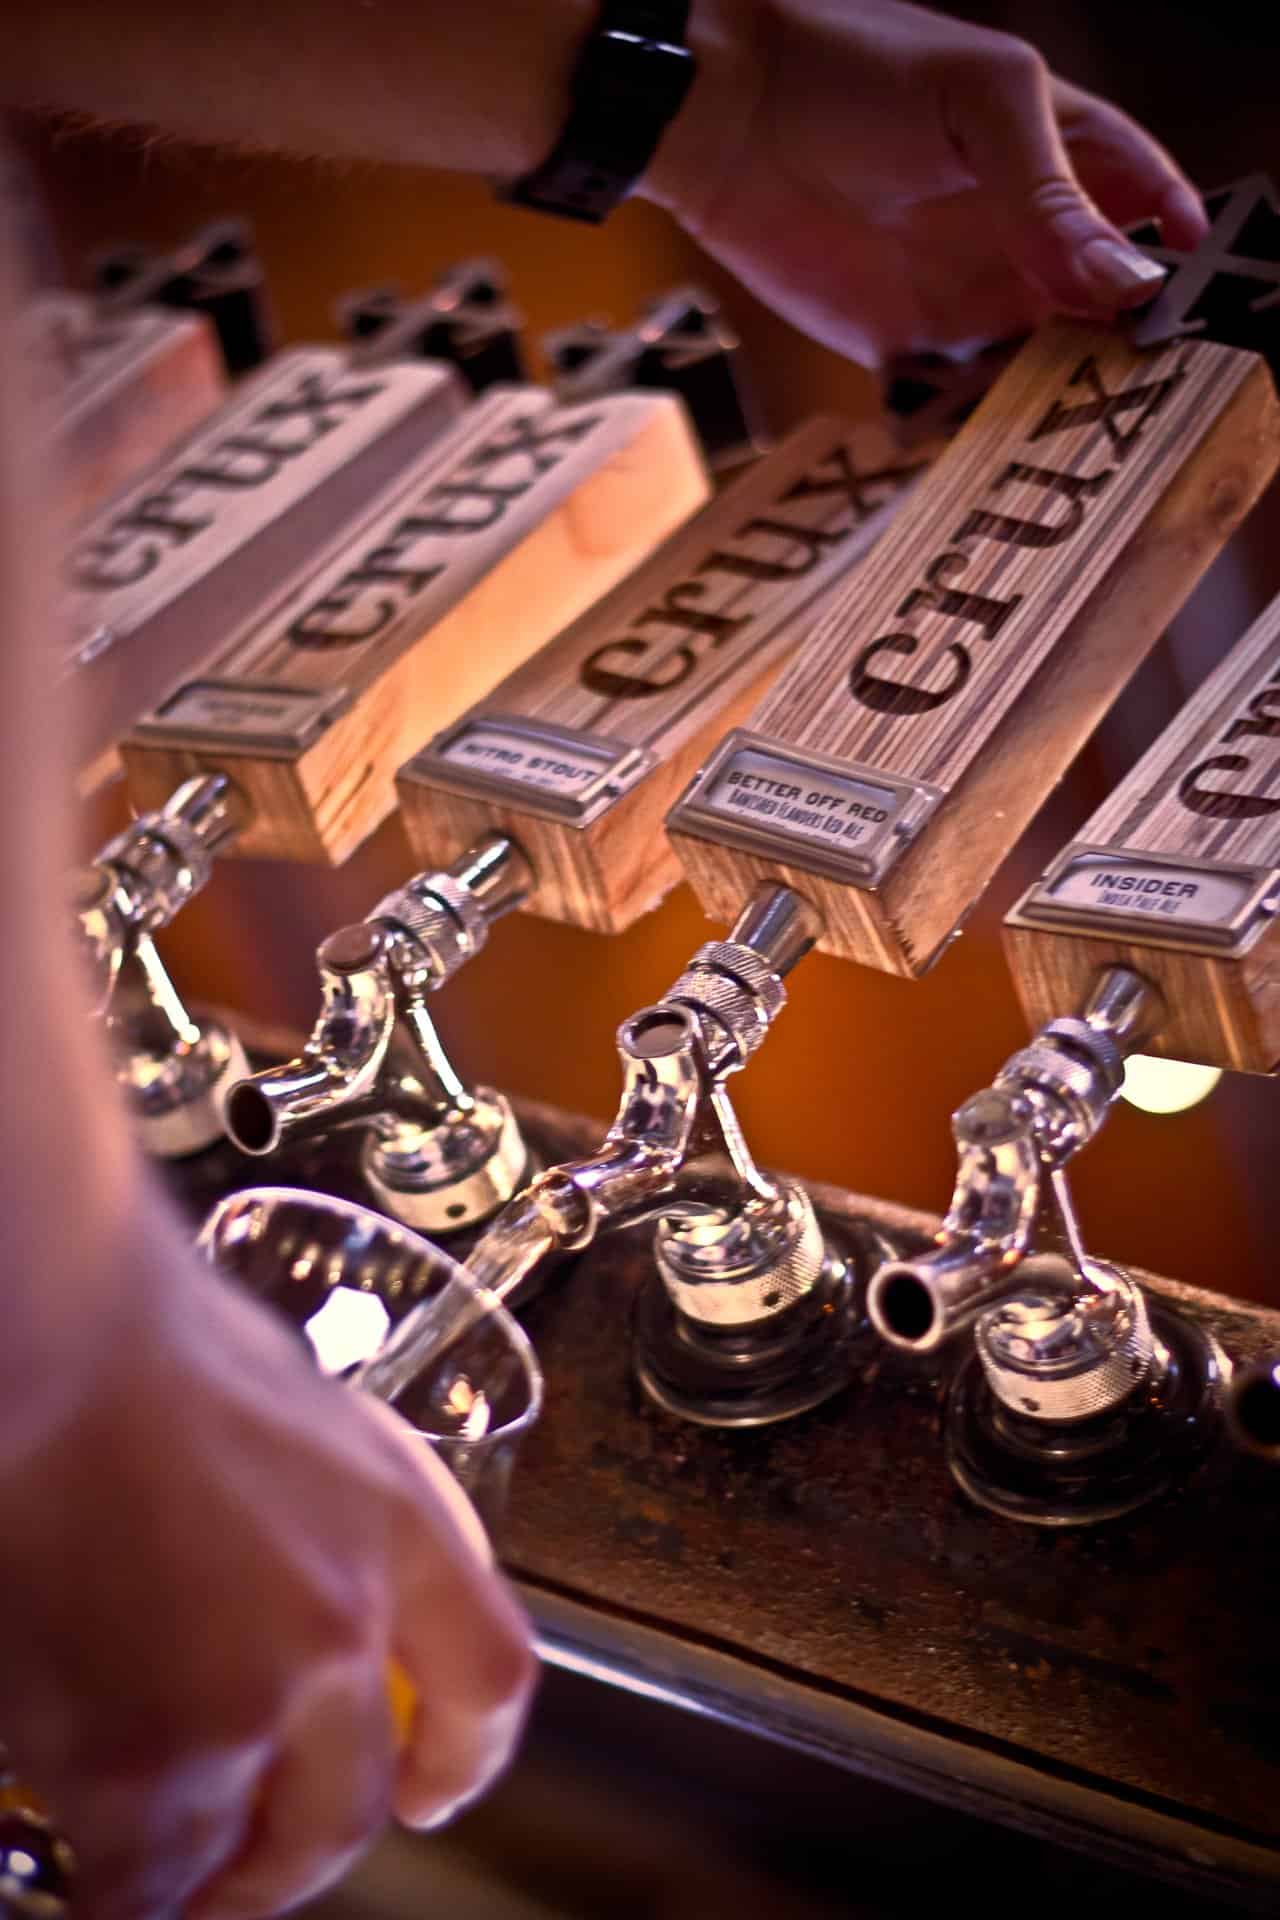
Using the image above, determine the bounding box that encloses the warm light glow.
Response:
[1121,1054,1223,1115]
[443,1373,493,1440]
[304,1288,391,1374]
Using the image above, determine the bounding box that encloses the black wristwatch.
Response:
[501,3,697,225]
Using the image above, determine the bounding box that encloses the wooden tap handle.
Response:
[1004,590,1280,1072]
[666,322,1280,977]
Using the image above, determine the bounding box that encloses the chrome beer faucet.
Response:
[224,836,534,1233]
[74,772,251,1157]
[867,968,1225,1523]
[448,886,868,1426]
[867,967,1158,1357]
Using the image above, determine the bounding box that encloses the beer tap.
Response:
[221,415,932,1233]
[78,352,706,1155]
[225,837,533,1231]
[362,885,870,1428]
[73,774,251,1154]
[867,966,1158,1357]
[864,970,1231,1525]
[875,576,1280,1521]
[650,186,1280,1429]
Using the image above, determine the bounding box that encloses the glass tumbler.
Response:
[196,1185,543,1533]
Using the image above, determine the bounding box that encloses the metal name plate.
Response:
[669,730,943,889]
[133,679,355,758]
[407,714,657,828]
[1020,845,1280,954]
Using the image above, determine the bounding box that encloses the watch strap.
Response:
[501,3,697,225]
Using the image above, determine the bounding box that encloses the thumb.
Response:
[945,43,1168,313]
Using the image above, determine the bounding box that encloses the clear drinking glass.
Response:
[195,1186,542,1532]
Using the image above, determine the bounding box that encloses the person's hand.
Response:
[645,0,1209,366]
[0,1200,535,1920]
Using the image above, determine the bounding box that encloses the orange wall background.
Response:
[22,17,1280,1305]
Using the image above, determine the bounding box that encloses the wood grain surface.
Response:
[667,322,1280,976]
[66,344,467,779]
[122,389,709,865]
[37,293,225,527]
[1005,591,1280,1070]
[397,416,930,931]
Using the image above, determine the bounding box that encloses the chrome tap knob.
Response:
[993,1016,1127,1166]
[369,874,490,986]
[659,884,818,1074]
[662,940,787,1076]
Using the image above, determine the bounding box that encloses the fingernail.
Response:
[1077,236,1168,305]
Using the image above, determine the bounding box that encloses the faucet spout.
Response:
[226,930,399,1155]
[868,1086,1042,1353]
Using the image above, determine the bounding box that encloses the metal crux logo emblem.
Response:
[1130,173,1280,361]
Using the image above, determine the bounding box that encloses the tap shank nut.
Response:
[98,818,214,930]
[995,1016,1125,1156]
[664,940,786,1070]
[370,872,489,985]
